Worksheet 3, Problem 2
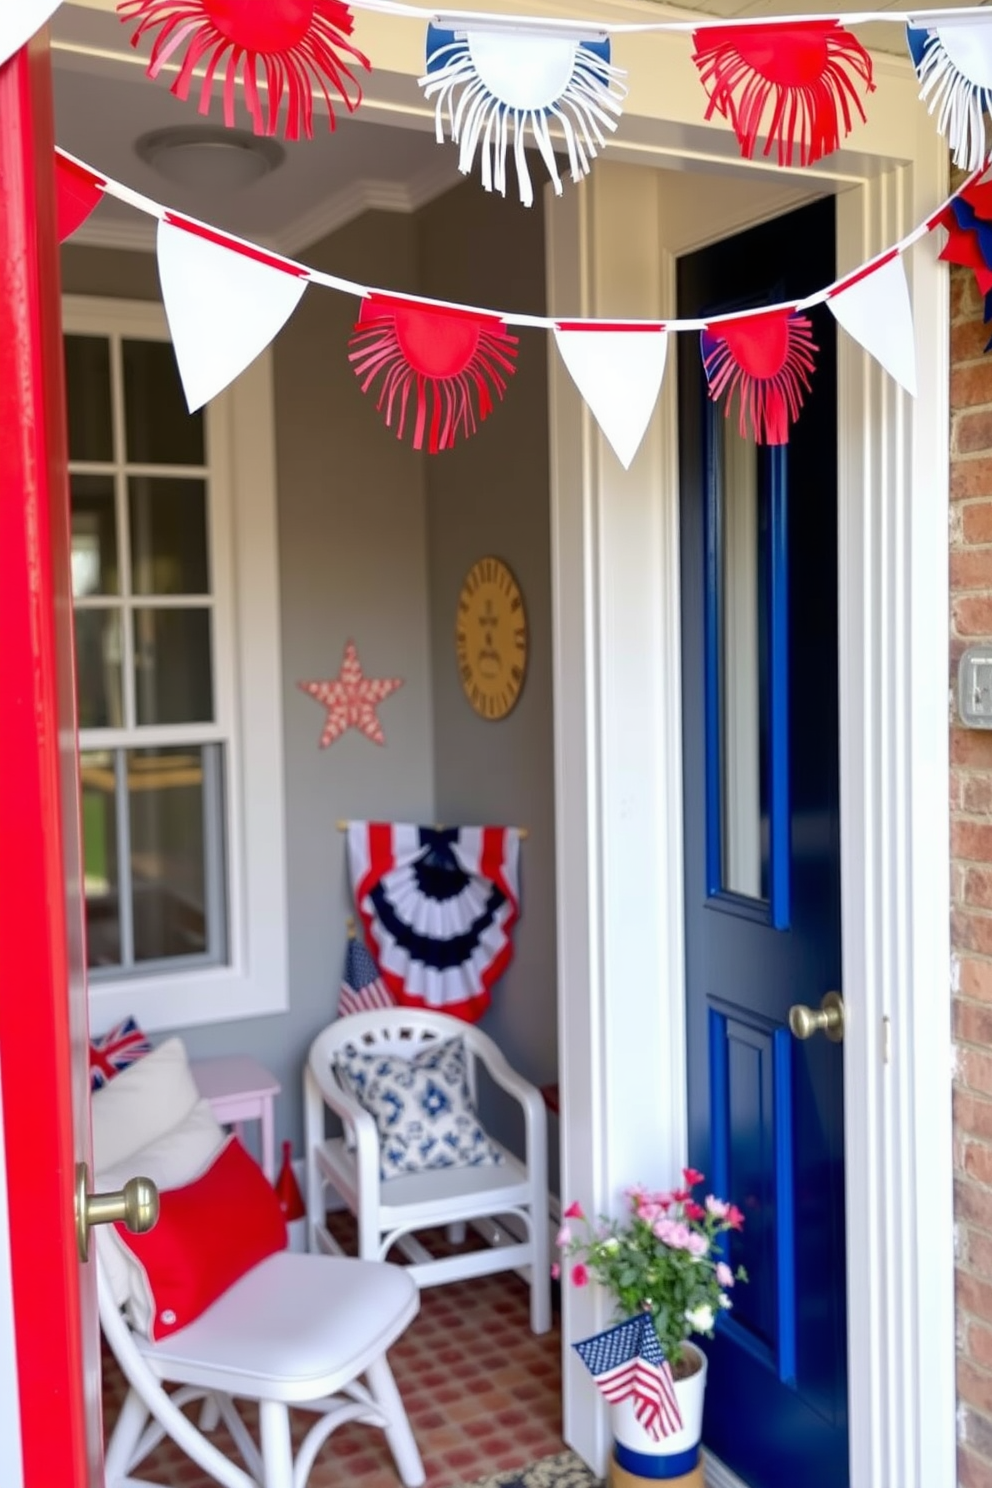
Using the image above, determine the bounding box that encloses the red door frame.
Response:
[0,31,98,1488]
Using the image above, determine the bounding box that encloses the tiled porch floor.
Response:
[101,1230,564,1488]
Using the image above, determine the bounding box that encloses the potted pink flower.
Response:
[556,1169,747,1476]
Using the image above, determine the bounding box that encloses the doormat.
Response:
[452,1450,604,1488]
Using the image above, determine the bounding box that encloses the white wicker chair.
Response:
[304,1008,551,1335]
[93,1034,424,1488]
[99,1248,426,1488]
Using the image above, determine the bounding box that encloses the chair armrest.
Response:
[468,1040,548,1183]
[471,1040,544,1117]
[305,1060,381,1179]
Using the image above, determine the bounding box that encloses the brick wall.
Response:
[951,255,992,1488]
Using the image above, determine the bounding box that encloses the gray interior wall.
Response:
[63,191,558,1176]
[62,244,160,301]
[258,211,434,1141]
[416,184,559,1177]
[62,222,436,1158]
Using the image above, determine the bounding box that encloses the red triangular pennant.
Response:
[55,152,105,243]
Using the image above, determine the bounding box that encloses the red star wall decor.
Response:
[298,640,404,748]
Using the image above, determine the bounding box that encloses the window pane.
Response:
[129,745,225,964]
[719,424,769,902]
[122,339,205,466]
[64,336,113,462]
[129,477,209,595]
[81,751,121,968]
[133,608,213,724]
[71,474,119,597]
[75,610,123,729]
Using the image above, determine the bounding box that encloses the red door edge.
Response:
[0,33,93,1488]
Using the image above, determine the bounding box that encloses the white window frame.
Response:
[63,295,288,1033]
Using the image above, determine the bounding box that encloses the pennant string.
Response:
[342,0,992,37]
[55,146,985,337]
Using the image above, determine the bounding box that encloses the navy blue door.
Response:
[678,196,847,1488]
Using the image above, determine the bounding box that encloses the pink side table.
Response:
[192,1056,281,1182]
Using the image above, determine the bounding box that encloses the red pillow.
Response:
[113,1137,287,1340]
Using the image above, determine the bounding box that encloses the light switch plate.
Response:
[959,646,992,729]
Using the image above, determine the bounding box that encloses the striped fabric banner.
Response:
[346,821,521,1022]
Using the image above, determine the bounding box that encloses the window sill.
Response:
[88,962,288,1035]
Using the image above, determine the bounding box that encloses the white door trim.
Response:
[547,103,953,1488]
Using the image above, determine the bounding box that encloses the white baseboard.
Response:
[704,1450,748,1488]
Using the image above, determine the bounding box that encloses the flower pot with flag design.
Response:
[575,1315,707,1481]
[609,1340,707,1480]
[562,1178,746,1482]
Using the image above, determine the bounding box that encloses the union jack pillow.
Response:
[90,1016,152,1092]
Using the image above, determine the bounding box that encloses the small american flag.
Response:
[573,1315,683,1440]
[89,1016,152,1091]
[338,936,395,1018]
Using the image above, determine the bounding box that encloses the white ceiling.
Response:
[52,5,461,254]
[51,0,988,255]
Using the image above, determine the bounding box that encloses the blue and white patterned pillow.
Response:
[333,1036,505,1179]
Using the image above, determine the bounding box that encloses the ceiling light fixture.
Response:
[135,126,285,194]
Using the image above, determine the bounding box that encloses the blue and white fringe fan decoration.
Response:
[907,17,992,171]
[420,20,627,207]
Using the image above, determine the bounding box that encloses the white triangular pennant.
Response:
[157,219,309,412]
[0,0,63,69]
[553,325,669,469]
[828,253,917,397]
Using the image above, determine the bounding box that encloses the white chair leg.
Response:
[103,1388,150,1484]
[445,1221,467,1244]
[199,1393,222,1432]
[366,1353,426,1487]
[357,1207,381,1262]
[259,1399,295,1488]
[303,1069,325,1254]
[529,1207,552,1335]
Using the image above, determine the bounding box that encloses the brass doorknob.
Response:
[788,991,845,1043]
[75,1162,159,1263]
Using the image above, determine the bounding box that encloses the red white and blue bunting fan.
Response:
[701,309,818,445]
[691,21,874,167]
[936,178,992,349]
[346,821,521,1022]
[420,21,626,206]
[349,295,519,451]
[116,0,371,139]
[908,18,992,171]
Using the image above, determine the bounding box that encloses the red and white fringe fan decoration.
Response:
[701,309,817,445]
[348,295,519,453]
[117,0,371,139]
[691,21,874,167]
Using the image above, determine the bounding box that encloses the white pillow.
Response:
[95,1098,226,1311]
[333,1036,504,1179]
[91,1037,200,1173]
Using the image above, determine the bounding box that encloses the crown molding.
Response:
[69,212,158,253]
[703,1452,748,1488]
[63,156,461,257]
[277,154,461,255]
